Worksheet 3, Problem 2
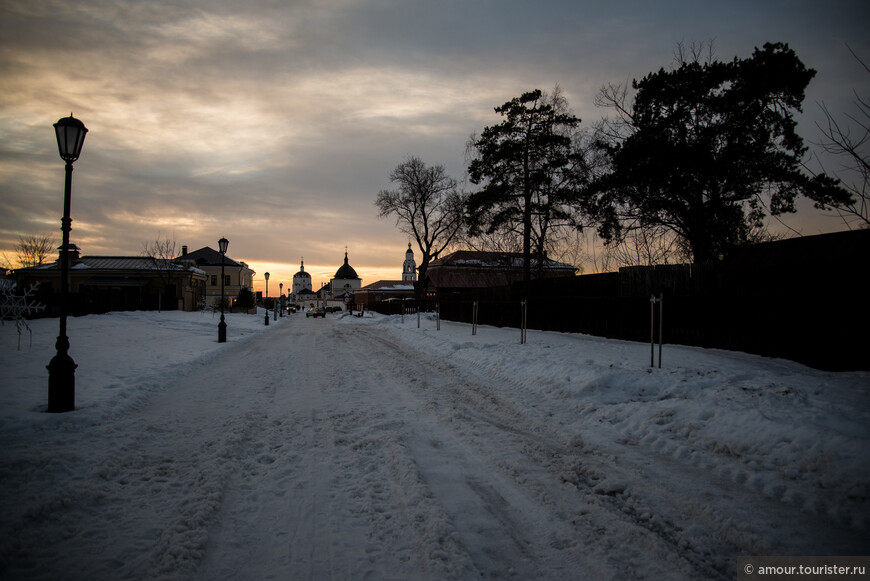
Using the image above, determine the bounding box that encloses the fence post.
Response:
[437,301,441,331]
[472,301,478,336]
[650,294,663,368]
[650,295,655,367]
[658,294,663,368]
[520,300,527,344]
[417,307,421,329]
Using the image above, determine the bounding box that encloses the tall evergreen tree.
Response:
[588,43,850,263]
[467,88,586,283]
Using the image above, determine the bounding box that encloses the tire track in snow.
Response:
[199,317,466,580]
[338,326,619,579]
[354,326,734,580]
[355,320,869,579]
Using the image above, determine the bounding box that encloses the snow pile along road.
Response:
[0,309,867,580]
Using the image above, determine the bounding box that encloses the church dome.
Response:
[294,259,311,278]
[334,251,359,279]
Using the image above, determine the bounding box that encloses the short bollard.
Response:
[264,311,270,326]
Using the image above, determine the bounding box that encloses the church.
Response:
[291,246,417,306]
[329,249,362,299]
[290,249,364,304]
[353,243,417,307]
[291,259,315,303]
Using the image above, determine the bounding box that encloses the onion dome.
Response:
[334,251,359,279]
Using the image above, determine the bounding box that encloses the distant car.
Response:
[306,306,326,318]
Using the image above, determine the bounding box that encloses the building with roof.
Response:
[353,280,416,307]
[12,244,207,314]
[177,246,255,309]
[424,250,577,299]
[353,244,419,307]
[291,258,313,301]
[329,249,361,300]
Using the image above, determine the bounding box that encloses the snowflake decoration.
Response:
[1,282,46,350]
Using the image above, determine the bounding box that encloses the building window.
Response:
[225,275,231,286]
[211,275,217,286]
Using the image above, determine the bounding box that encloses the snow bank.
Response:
[0,309,276,433]
[340,311,870,531]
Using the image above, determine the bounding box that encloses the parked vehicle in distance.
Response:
[306,306,326,318]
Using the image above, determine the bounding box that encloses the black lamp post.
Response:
[47,114,87,413]
[279,282,284,317]
[264,271,270,300]
[218,237,228,342]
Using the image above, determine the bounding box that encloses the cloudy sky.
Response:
[2,0,868,293]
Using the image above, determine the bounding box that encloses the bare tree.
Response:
[376,157,467,299]
[811,46,869,229]
[0,253,13,275]
[141,234,179,311]
[15,233,57,268]
[570,228,683,273]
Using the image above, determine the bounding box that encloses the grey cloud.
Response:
[2,0,868,275]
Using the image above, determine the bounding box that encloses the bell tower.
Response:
[402,243,417,282]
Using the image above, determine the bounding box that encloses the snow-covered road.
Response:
[1,310,867,580]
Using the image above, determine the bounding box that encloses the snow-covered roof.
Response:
[180,246,250,269]
[359,280,415,292]
[431,250,576,271]
[426,251,577,289]
[81,257,189,271]
[19,256,192,272]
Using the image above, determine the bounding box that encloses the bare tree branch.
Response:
[15,233,57,268]
[811,46,870,228]
[376,157,467,298]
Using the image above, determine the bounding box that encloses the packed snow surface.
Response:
[1,309,868,580]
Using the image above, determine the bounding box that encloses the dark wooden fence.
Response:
[365,232,869,371]
[368,257,865,371]
[437,296,863,372]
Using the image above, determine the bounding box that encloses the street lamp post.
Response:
[218,237,228,342]
[279,283,284,317]
[264,271,271,326]
[47,114,87,413]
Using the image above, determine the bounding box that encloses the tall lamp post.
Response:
[47,114,87,413]
[218,237,229,342]
[264,271,270,301]
[279,282,284,317]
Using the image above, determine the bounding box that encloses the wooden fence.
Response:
[366,253,866,371]
[437,293,864,371]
